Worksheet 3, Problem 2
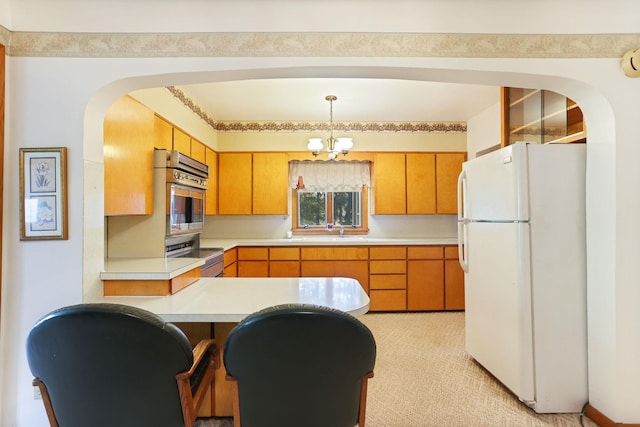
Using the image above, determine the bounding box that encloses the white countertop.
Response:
[200,237,458,251]
[90,277,370,322]
[100,256,204,280]
[101,237,458,281]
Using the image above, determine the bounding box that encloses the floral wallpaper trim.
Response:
[6,30,640,58]
[165,86,466,133]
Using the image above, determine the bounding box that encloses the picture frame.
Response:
[19,147,68,240]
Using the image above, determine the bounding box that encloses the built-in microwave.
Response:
[168,183,205,235]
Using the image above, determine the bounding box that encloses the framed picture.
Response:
[19,147,68,240]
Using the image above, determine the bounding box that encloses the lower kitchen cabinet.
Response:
[237,247,269,277]
[444,246,465,310]
[300,260,369,293]
[228,244,464,311]
[223,248,238,277]
[369,246,407,311]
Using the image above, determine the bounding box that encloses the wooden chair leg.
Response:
[227,375,242,427]
[358,371,374,427]
[33,379,59,427]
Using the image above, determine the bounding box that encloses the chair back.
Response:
[26,303,194,427]
[223,304,376,427]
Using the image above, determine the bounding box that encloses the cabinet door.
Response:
[173,128,191,155]
[406,153,436,214]
[218,153,252,214]
[190,138,206,163]
[436,153,466,214]
[373,153,406,214]
[238,261,269,277]
[270,261,300,277]
[205,147,217,215]
[334,260,369,293]
[444,246,465,310]
[252,153,288,215]
[407,259,444,310]
[104,95,155,215]
[154,115,173,151]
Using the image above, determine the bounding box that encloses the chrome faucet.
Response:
[339,225,345,237]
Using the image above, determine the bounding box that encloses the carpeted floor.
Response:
[195,312,597,427]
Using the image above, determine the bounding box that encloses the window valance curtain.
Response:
[289,160,371,192]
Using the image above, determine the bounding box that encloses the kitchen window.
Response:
[289,160,370,234]
[297,190,362,229]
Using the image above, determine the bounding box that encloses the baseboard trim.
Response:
[586,404,640,427]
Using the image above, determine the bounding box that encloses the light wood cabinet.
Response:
[218,153,253,214]
[237,247,269,277]
[444,246,465,310]
[406,245,465,311]
[104,95,155,216]
[190,138,206,163]
[252,153,289,215]
[227,243,463,311]
[223,248,238,277]
[436,153,466,214]
[407,246,444,311]
[406,153,436,214]
[369,246,406,311]
[300,246,369,292]
[373,152,465,215]
[154,115,174,151]
[501,87,586,146]
[218,152,289,215]
[173,127,191,155]
[205,147,218,215]
[373,153,406,214]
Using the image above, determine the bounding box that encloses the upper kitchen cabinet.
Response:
[153,115,173,151]
[173,127,191,155]
[218,152,289,215]
[501,87,586,146]
[190,138,206,163]
[219,153,253,214]
[373,152,465,215]
[252,153,289,215]
[373,153,407,214]
[205,147,218,215]
[104,96,155,216]
[435,152,466,214]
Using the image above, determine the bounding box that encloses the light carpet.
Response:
[195,312,596,427]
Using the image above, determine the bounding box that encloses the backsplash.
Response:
[202,214,457,240]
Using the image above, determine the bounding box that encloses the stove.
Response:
[165,234,224,277]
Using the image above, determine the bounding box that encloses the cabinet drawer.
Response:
[370,260,406,274]
[369,290,407,311]
[369,246,406,260]
[270,247,300,260]
[238,247,269,260]
[301,246,368,260]
[370,274,406,290]
[407,246,443,259]
[238,260,269,277]
[269,261,300,277]
[444,246,459,259]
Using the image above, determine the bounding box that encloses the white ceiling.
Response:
[175,78,499,123]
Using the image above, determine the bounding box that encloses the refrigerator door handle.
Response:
[457,170,466,221]
[457,169,469,272]
[458,220,469,273]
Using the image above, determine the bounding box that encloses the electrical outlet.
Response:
[33,386,42,400]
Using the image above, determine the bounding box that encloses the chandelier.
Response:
[307,95,353,160]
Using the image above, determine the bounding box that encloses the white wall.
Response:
[466,100,502,159]
[2,53,637,427]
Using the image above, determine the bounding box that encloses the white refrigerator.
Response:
[457,142,588,413]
